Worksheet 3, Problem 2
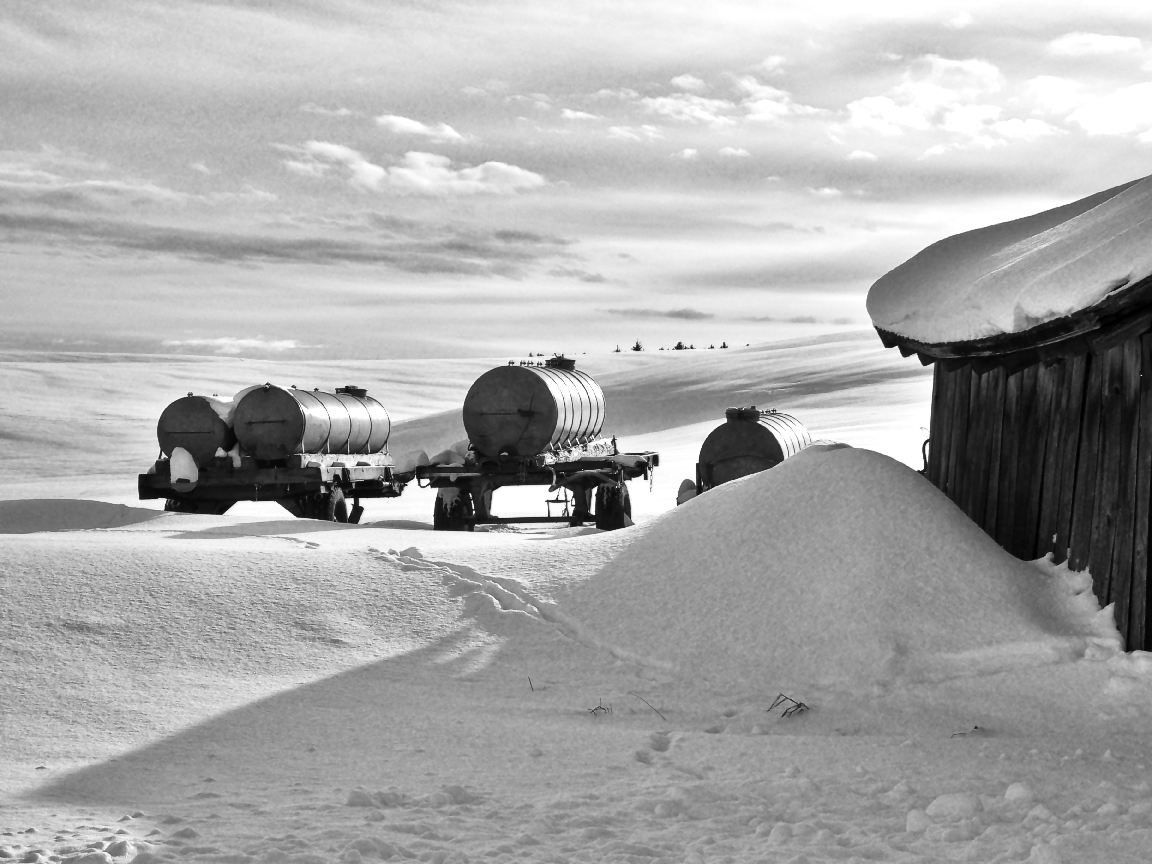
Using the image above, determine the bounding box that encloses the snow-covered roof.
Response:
[868,175,1152,350]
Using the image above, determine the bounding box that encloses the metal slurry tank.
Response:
[463,359,606,459]
[156,395,236,468]
[232,384,391,460]
[697,407,811,490]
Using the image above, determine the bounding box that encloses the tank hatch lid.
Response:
[725,406,776,422]
[544,354,576,370]
[336,385,368,397]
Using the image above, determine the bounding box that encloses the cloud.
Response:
[1066,83,1152,137]
[640,94,737,127]
[190,161,211,175]
[677,148,699,159]
[548,266,607,283]
[718,147,751,157]
[1048,33,1143,56]
[593,87,641,100]
[841,54,1062,150]
[607,125,663,142]
[161,336,305,355]
[846,150,878,161]
[375,114,467,142]
[758,56,786,75]
[560,108,602,120]
[301,103,358,117]
[671,74,708,93]
[1023,76,1087,115]
[944,12,973,30]
[0,210,574,277]
[604,307,713,320]
[281,143,546,195]
[846,55,1004,138]
[807,187,843,197]
[733,76,823,123]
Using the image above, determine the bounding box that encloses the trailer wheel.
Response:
[433,493,448,530]
[433,489,472,531]
[595,483,632,531]
[323,487,349,523]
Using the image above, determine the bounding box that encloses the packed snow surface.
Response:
[5,337,1152,863]
[868,174,1152,344]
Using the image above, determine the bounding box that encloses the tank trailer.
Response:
[678,407,811,505]
[416,355,659,531]
[138,384,409,522]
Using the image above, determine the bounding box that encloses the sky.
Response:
[1,0,1151,359]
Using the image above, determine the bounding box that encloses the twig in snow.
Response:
[769,693,808,718]
[628,692,667,722]
[588,698,612,716]
[528,677,534,692]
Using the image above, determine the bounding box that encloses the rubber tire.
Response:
[595,483,632,531]
[434,491,472,531]
[324,487,349,523]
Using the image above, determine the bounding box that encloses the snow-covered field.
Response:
[4,332,1152,864]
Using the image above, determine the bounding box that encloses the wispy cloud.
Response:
[640,94,737,128]
[161,336,306,355]
[549,266,606,283]
[604,307,713,320]
[560,108,602,121]
[1047,33,1142,56]
[301,103,359,117]
[671,74,708,94]
[0,211,575,277]
[1066,83,1152,138]
[376,114,468,142]
[279,143,546,195]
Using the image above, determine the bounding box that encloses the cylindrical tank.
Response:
[232,384,391,460]
[696,407,811,491]
[156,394,236,468]
[462,357,606,459]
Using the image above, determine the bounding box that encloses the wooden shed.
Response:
[868,176,1152,651]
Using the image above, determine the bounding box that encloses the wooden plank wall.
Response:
[929,336,1152,651]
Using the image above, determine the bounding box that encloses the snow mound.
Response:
[868,175,1152,343]
[564,447,1117,692]
[0,499,162,534]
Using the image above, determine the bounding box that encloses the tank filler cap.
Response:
[725,406,764,422]
[337,385,368,397]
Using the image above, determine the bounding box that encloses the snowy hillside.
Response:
[4,335,1152,863]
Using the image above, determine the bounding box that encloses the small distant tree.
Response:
[613,344,621,353]
[631,340,644,352]
[673,340,686,351]
[708,344,715,349]
[689,343,695,349]
[528,352,534,357]
[720,341,728,348]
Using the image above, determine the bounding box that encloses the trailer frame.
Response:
[138,451,412,522]
[415,438,658,531]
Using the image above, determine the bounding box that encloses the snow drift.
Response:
[562,446,1118,692]
[0,499,162,534]
[868,174,1152,344]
